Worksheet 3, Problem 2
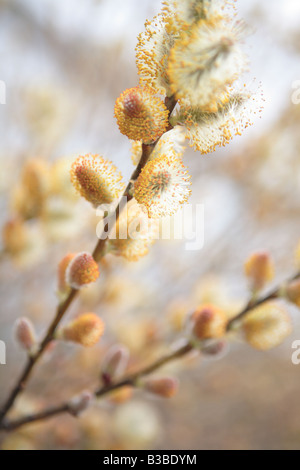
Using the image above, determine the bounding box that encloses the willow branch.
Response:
[2,269,300,432]
[227,270,300,330]
[0,288,78,424]
[0,343,192,431]
[0,95,177,425]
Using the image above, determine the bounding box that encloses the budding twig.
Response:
[226,270,300,330]
[0,95,177,427]
[0,343,192,432]
[1,269,299,432]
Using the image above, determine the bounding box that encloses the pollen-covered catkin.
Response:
[134,153,191,218]
[65,252,99,289]
[58,313,104,347]
[70,154,125,207]
[242,302,292,351]
[244,251,275,292]
[114,87,169,144]
[192,304,227,339]
[108,199,159,261]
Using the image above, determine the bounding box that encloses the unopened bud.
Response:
[2,218,28,255]
[244,251,274,292]
[65,252,99,289]
[242,301,292,351]
[14,317,36,351]
[192,304,227,340]
[57,253,75,295]
[144,377,179,398]
[68,390,92,416]
[114,87,169,144]
[201,339,228,358]
[102,345,130,384]
[285,279,300,307]
[58,313,105,347]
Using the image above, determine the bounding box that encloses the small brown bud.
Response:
[14,317,36,351]
[144,377,179,398]
[102,345,130,383]
[244,251,274,292]
[68,390,92,416]
[201,340,228,358]
[57,253,76,295]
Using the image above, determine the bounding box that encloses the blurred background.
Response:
[0,0,300,450]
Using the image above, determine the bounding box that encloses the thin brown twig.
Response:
[226,270,300,330]
[0,343,192,431]
[0,288,78,424]
[0,95,177,426]
[1,270,300,432]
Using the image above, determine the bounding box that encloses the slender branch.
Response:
[0,95,177,426]
[92,142,155,261]
[0,343,192,431]
[226,270,300,330]
[1,270,300,432]
[0,288,78,423]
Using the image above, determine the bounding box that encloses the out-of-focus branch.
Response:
[1,268,299,432]
[0,342,192,432]
[0,95,177,426]
[227,270,300,330]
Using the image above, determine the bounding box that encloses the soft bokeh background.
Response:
[0,0,300,450]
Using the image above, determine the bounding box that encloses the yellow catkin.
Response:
[2,218,28,255]
[242,302,292,351]
[167,17,247,110]
[286,279,300,308]
[244,252,275,291]
[70,154,125,207]
[60,313,104,347]
[192,304,227,339]
[108,199,159,261]
[130,141,143,166]
[134,153,191,218]
[114,87,169,144]
[65,252,99,289]
[178,89,264,154]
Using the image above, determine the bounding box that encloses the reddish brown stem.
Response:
[0,95,177,426]
[226,270,300,330]
[2,270,300,432]
[1,343,192,431]
[0,288,78,423]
